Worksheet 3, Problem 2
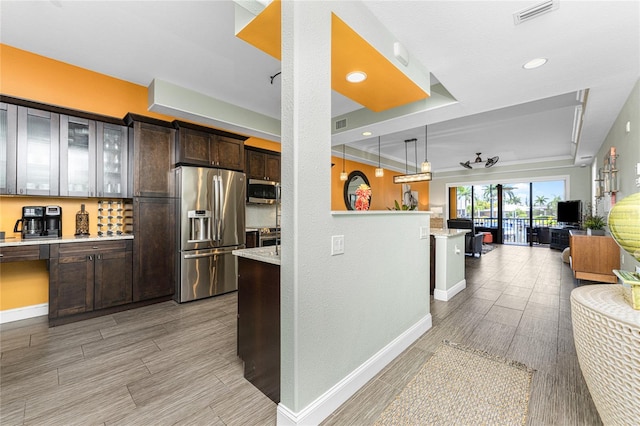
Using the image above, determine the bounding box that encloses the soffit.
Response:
[235,1,429,112]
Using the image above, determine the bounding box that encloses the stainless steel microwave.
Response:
[247,179,279,204]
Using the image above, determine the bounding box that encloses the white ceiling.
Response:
[1,1,638,174]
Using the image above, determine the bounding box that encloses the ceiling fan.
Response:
[460,152,499,169]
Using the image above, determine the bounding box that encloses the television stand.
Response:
[550,228,571,250]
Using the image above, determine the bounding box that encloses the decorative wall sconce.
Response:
[603,147,618,193]
[595,167,604,199]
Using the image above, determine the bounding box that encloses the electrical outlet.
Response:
[331,235,344,255]
[621,253,625,265]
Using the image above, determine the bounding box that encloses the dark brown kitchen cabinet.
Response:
[0,102,18,195]
[246,230,258,249]
[245,148,280,182]
[0,244,48,263]
[215,135,245,170]
[16,106,60,196]
[49,240,132,320]
[94,245,133,309]
[126,114,175,198]
[174,121,245,171]
[237,256,280,403]
[132,197,176,301]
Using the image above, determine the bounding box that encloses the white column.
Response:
[279,0,333,414]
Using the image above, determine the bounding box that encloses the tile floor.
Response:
[1,244,601,425]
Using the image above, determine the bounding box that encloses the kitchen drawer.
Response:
[53,240,131,257]
[0,245,49,263]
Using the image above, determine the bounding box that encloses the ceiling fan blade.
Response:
[485,156,499,168]
[460,161,472,170]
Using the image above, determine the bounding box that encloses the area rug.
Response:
[374,341,534,425]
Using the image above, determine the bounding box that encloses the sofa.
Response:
[447,218,484,257]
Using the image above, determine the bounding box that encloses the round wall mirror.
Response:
[343,171,371,210]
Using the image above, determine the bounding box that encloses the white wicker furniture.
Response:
[571,285,640,425]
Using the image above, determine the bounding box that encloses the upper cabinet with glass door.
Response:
[60,115,96,197]
[0,103,18,195]
[60,116,128,198]
[97,122,128,198]
[16,107,59,196]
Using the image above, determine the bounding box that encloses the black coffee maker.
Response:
[14,205,62,239]
[14,206,45,239]
[44,205,62,238]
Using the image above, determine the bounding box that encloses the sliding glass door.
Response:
[452,179,566,246]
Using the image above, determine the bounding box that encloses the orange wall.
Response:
[0,44,174,121]
[331,156,429,211]
[0,197,104,311]
[245,137,281,152]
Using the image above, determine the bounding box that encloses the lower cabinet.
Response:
[237,257,280,403]
[569,231,620,283]
[550,228,570,250]
[49,240,132,320]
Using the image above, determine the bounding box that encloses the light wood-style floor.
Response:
[1,244,601,425]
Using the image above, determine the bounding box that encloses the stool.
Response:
[482,232,493,244]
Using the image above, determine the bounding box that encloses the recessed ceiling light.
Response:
[362,131,372,136]
[346,71,367,83]
[523,58,547,69]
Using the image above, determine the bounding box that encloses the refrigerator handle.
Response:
[217,176,224,243]
[184,252,217,259]
[212,175,219,242]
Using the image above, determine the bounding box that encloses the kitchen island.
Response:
[232,246,281,403]
[430,229,467,301]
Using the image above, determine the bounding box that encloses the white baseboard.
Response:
[0,303,48,324]
[276,313,432,425]
[434,279,466,302]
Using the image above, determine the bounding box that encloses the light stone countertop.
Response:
[430,228,469,238]
[0,234,134,247]
[232,246,281,266]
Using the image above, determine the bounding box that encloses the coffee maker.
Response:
[44,205,62,238]
[14,206,45,239]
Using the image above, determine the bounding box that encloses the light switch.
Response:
[331,235,345,255]
[419,226,429,239]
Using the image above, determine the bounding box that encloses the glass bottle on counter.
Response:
[75,204,90,236]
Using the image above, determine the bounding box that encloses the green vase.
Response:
[608,192,640,262]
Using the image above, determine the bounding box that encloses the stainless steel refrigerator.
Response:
[176,166,245,302]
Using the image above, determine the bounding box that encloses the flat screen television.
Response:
[557,200,582,225]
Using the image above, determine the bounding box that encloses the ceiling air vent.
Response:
[513,0,559,25]
[335,118,347,130]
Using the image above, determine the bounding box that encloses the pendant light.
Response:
[394,135,433,184]
[420,125,432,178]
[340,145,348,181]
[375,136,384,177]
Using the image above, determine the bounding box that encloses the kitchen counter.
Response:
[0,234,133,248]
[431,228,469,238]
[233,246,281,266]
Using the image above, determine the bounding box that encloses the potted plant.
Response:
[388,200,417,211]
[584,214,606,236]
